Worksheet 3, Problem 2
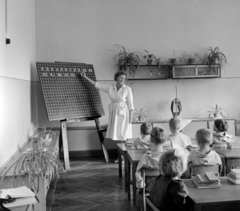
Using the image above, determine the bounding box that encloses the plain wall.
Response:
[35,0,240,151]
[0,0,37,166]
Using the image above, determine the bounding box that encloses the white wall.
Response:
[35,0,240,151]
[0,0,36,166]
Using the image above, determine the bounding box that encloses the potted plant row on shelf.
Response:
[113,45,227,79]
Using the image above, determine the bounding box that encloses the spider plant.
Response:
[208,104,229,118]
[113,44,140,77]
[1,126,66,193]
[133,109,148,122]
[202,46,227,70]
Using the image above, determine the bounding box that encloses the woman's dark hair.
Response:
[114,70,127,81]
[214,119,228,132]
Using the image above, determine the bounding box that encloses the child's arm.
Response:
[135,154,149,188]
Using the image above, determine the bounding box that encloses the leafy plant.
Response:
[202,46,227,70]
[178,51,202,64]
[143,50,160,65]
[207,104,229,118]
[113,44,140,77]
[133,109,148,122]
[1,127,66,193]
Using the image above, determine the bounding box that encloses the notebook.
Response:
[0,186,35,199]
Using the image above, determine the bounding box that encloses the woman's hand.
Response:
[80,72,86,77]
[80,72,96,86]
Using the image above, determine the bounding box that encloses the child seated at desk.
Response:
[135,126,167,189]
[168,117,192,150]
[146,148,190,211]
[187,128,222,176]
[131,122,152,149]
[213,119,235,144]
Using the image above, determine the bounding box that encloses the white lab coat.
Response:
[95,82,134,141]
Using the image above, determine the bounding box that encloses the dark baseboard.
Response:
[59,149,118,159]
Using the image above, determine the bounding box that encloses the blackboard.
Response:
[36,62,105,121]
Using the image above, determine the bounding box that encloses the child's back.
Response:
[188,128,222,168]
[168,133,191,149]
[147,148,190,211]
[168,117,191,149]
[135,127,167,188]
[131,122,151,149]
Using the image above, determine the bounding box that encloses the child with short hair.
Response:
[188,128,222,168]
[131,122,152,149]
[213,119,235,143]
[168,117,192,150]
[146,148,190,211]
[135,127,167,189]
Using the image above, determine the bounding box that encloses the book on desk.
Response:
[227,169,240,184]
[0,186,39,208]
[192,172,221,189]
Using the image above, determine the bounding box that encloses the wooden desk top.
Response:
[116,143,132,151]
[214,148,240,158]
[127,150,147,163]
[184,177,240,204]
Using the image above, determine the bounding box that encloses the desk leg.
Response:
[118,150,122,178]
[124,152,128,188]
[127,160,131,201]
[132,163,137,206]
[226,159,231,175]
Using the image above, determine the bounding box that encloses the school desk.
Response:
[213,136,240,175]
[214,148,240,176]
[126,149,147,206]
[183,177,240,211]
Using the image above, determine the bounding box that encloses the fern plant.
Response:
[208,104,228,118]
[203,46,227,70]
[1,127,66,193]
[133,109,148,122]
[113,44,140,77]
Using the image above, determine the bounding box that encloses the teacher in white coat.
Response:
[81,70,134,150]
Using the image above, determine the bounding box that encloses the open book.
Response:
[0,186,38,208]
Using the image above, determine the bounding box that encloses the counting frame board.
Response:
[36,62,105,121]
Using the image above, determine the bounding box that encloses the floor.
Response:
[46,158,142,211]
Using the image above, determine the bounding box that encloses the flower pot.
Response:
[170,58,177,64]
[188,58,195,64]
[147,59,153,65]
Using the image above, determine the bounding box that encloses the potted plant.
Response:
[113,44,140,77]
[178,51,202,65]
[202,46,227,70]
[143,50,160,65]
[1,126,65,193]
[207,104,229,119]
[133,109,148,122]
[169,50,178,64]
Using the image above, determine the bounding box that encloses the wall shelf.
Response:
[125,64,220,80]
[126,64,170,80]
[172,64,220,79]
